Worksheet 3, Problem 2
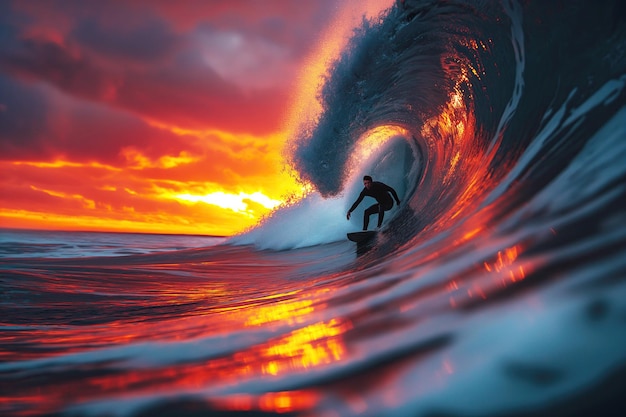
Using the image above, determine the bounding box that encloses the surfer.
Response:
[347,175,401,230]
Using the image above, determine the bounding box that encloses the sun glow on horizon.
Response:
[175,191,282,215]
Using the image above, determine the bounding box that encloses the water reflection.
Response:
[484,245,527,285]
[210,390,319,414]
[261,319,351,375]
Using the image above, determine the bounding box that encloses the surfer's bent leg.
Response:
[377,205,385,228]
[377,201,393,228]
[364,204,380,230]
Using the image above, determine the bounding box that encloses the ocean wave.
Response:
[2,1,626,416]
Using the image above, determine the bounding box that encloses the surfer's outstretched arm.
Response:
[347,190,366,220]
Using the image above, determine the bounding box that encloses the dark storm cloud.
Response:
[0,36,118,99]
[0,28,285,135]
[0,0,341,130]
[0,73,194,165]
[0,0,333,135]
[0,75,51,160]
[70,16,181,63]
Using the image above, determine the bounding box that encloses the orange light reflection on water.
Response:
[209,390,319,414]
[419,71,483,229]
[447,244,531,309]
[261,318,351,376]
[1,284,351,416]
[483,245,527,285]
[244,298,314,326]
[83,317,350,411]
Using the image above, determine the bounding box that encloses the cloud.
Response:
[0,76,193,164]
[0,75,49,159]
[0,0,340,135]
[70,16,181,63]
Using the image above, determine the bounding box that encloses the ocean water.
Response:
[0,229,226,259]
[2,1,626,416]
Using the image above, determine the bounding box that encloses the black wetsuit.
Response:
[349,181,401,230]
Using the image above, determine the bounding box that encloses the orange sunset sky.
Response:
[0,0,394,236]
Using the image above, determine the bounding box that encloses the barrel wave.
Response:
[2,1,626,416]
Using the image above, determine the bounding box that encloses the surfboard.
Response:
[347,231,378,243]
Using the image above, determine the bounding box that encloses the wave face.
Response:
[2,1,626,416]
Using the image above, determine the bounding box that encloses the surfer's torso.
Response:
[350,181,398,211]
